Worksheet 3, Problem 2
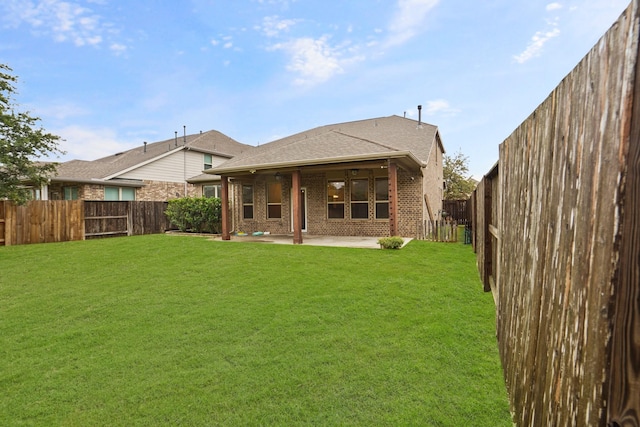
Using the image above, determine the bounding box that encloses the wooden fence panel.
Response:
[129,201,171,235]
[442,199,469,223]
[84,201,129,238]
[472,2,640,425]
[0,201,5,246]
[416,220,458,242]
[84,201,170,238]
[0,201,84,246]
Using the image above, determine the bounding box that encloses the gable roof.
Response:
[207,115,443,175]
[53,129,252,185]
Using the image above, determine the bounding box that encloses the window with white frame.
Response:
[64,187,79,200]
[105,187,135,201]
[204,154,213,170]
[203,184,221,198]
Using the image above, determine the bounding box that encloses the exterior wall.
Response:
[231,175,292,235]
[82,184,104,200]
[422,137,444,220]
[49,181,203,201]
[396,168,424,237]
[230,167,425,237]
[118,150,227,183]
[135,180,200,201]
[48,183,103,200]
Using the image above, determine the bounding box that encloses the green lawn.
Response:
[0,235,511,426]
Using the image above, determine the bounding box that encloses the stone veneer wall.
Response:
[81,184,104,200]
[135,180,200,201]
[231,167,425,237]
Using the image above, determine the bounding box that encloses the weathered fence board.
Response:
[0,201,5,245]
[471,2,640,425]
[442,199,470,224]
[0,200,84,246]
[416,220,458,242]
[84,201,170,239]
[0,200,170,246]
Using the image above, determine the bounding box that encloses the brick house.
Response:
[33,130,252,201]
[207,114,445,242]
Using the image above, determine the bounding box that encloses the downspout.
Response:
[183,126,187,197]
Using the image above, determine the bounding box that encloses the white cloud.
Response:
[546,3,563,11]
[513,27,560,64]
[423,99,461,116]
[270,36,343,85]
[258,15,299,37]
[385,0,440,47]
[110,43,127,55]
[255,0,297,7]
[1,0,124,50]
[53,125,134,160]
[29,101,89,120]
[269,36,365,86]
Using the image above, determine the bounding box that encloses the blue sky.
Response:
[0,0,630,178]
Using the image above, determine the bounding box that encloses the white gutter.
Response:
[205,151,425,175]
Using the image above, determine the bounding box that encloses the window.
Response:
[327,180,345,219]
[30,188,41,200]
[64,187,79,200]
[105,187,135,201]
[203,184,221,198]
[267,182,282,219]
[242,185,254,219]
[375,178,389,219]
[350,179,369,219]
[121,187,135,201]
[204,154,213,170]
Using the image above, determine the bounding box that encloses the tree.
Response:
[1,64,63,204]
[443,149,476,200]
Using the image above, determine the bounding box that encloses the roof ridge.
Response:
[333,130,400,152]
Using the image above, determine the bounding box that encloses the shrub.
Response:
[165,197,222,233]
[377,236,404,249]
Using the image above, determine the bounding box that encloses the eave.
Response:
[206,151,426,177]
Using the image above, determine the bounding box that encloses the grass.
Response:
[0,235,511,426]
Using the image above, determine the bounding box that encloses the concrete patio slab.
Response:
[211,234,412,249]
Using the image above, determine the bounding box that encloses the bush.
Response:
[165,197,222,233]
[377,236,404,249]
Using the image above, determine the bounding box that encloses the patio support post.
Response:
[221,175,231,241]
[292,169,303,244]
[388,161,399,236]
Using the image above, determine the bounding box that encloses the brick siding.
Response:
[231,167,428,237]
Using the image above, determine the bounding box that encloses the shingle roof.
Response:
[208,115,441,174]
[53,129,251,183]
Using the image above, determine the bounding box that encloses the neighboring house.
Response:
[206,114,445,242]
[31,130,252,201]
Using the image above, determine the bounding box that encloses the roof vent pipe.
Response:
[174,131,178,147]
[143,141,147,153]
[183,125,186,145]
[417,105,422,126]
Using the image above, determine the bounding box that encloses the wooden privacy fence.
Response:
[0,200,171,246]
[470,2,639,425]
[0,200,84,246]
[84,201,171,239]
[442,199,470,224]
[416,219,458,242]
